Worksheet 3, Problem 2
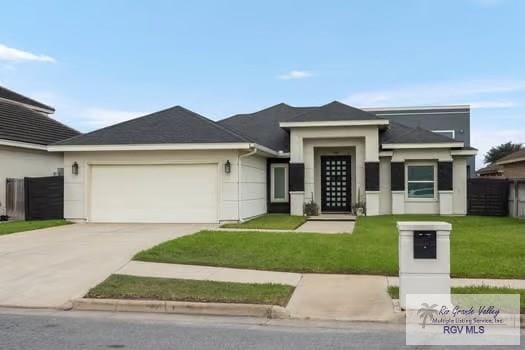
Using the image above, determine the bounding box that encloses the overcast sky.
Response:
[1,0,524,167]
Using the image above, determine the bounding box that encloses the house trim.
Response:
[280,120,389,128]
[0,138,48,151]
[0,96,55,114]
[496,157,525,165]
[49,142,284,156]
[382,142,464,149]
[363,105,469,112]
[450,149,478,156]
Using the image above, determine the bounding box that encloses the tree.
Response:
[484,142,523,164]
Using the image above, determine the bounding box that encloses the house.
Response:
[476,149,525,179]
[49,101,477,223]
[0,86,80,217]
[363,105,475,177]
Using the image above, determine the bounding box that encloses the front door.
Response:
[321,156,351,212]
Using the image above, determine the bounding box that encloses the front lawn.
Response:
[135,215,525,279]
[0,220,71,236]
[387,286,525,313]
[221,214,307,230]
[86,274,294,306]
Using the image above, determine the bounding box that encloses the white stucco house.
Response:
[49,101,477,223]
[0,86,79,217]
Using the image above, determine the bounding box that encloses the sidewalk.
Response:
[118,261,301,286]
[111,261,524,322]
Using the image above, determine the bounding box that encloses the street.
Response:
[0,308,522,349]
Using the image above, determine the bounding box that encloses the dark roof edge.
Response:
[0,86,55,112]
[53,105,250,145]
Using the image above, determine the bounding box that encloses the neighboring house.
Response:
[0,86,80,216]
[49,101,477,223]
[476,163,503,177]
[477,149,525,179]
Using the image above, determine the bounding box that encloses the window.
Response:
[407,165,435,199]
[432,130,455,139]
[271,164,288,202]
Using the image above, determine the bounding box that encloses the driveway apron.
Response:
[0,223,212,308]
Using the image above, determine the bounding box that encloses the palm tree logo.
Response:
[417,303,438,328]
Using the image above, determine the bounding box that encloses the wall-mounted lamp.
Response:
[224,160,231,174]
[72,162,79,175]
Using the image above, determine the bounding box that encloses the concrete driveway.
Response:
[0,223,214,308]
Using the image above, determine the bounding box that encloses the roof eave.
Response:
[48,142,255,152]
[279,120,389,128]
[496,157,525,165]
[0,138,48,151]
[382,142,465,149]
[450,149,478,156]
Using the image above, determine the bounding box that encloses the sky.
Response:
[1,0,524,168]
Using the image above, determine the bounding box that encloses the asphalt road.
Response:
[0,308,522,350]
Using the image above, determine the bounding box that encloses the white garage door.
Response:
[90,164,218,223]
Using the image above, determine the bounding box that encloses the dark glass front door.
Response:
[321,156,351,212]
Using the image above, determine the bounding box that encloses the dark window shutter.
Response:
[289,163,304,191]
[365,162,379,191]
[438,162,453,191]
[391,162,405,191]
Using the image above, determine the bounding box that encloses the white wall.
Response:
[0,145,63,215]
[63,149,250,222]
[239,154,267,220]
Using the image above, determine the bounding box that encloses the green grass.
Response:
[221,214,307,230]
[85,274,294,306]
[0,220,71,236]
[387,286,525,313]
[135,215,525,279]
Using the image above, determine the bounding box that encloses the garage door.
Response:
[89,164,218,223]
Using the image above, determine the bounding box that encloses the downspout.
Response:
[238,145,257,222]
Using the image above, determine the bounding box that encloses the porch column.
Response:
[438,161,453,215]
[289,163,305,216]
[365,162,380,216]
[391,162,405,214]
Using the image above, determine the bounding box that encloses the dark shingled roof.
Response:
[495,149,525,164]
[218,103,315,152]
[380,121,459,144]
[0,85,55,112]
[55,105,249,145]
[287,101,380,122]
[0,100,79,145]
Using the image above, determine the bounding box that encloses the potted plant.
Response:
[353,191,366,216]
[304,200,319,216]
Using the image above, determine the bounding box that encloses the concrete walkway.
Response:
[118,261,302,286]
[296,221,354,234]
[287,274,396,322]
[0,223,214,308]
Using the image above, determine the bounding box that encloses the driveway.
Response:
[0,223,214,308]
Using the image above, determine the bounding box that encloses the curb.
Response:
[71,298,290,319]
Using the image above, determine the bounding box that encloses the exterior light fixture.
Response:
[72,162,79,175]
[224,160,231,174]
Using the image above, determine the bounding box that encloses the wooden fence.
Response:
[467,177,510,216]
[5,176,64,220]
[24,176,64,220]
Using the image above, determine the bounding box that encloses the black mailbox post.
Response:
[413,231,436,259]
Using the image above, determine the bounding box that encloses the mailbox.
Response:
[398,222,451,309]
[413,231,436,259]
